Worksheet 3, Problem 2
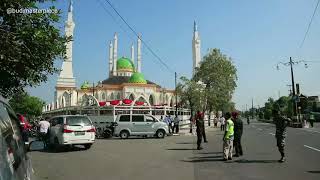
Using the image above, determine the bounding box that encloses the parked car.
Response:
[48,115,95,150]
[114,114,169,139]
[0,95,34,180]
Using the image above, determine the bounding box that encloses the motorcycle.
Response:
[102,122,118,138]
[94,122,118,139]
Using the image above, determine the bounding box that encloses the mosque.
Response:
[44,0,201,111]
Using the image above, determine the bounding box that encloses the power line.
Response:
[103,0,175,74]
[299,0,320,49]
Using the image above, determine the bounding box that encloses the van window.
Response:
[119,115,130,122]
[66,116,91,126]
[132,115,144,122]
[146,116,155,122]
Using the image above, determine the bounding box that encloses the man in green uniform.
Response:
[223,112,234,160]
[273,106,291,163]
[232,111,243,157]
[195,111,205,150]
[309,113,315,128]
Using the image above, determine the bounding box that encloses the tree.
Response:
[0,0,68,98]
[9,92,45,120]
[177,76,205,118]
[263,98,274,120]
[194,48,238,114]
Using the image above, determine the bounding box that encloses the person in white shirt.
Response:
[220,116,226,131]
[38,118,50,148]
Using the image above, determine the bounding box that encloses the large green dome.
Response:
[80,81,90,89]
[117,57,134,71]
[129,72,147,84]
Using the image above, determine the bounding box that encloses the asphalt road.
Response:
[29,121,320,180]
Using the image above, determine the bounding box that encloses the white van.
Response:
[49,115,95,150]
[114,114,169,139]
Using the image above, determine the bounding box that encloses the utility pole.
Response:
[251,98,254,119]
[175,72,178,116]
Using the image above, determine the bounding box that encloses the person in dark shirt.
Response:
[195,111,205,150]
[232,112,243,157]
[273,106,291,163]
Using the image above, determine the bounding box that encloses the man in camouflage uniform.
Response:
[195,111,205,150]
[273,107,291,163]
[232,112,243,157]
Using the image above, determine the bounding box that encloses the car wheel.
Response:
[156,129,165,138]
[120,130,129,139]
[84,144,92,150]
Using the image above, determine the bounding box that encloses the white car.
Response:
[48,115,95,150]
[114,114,169,139]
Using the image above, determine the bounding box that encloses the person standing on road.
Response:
[220,116,226,131]
[38,117,50,148]
[232,112,243,157]
[164,115,172,134]
[273,106,291,163]
[195,111,205,150]
[223,112,234,161]
[174,114,180,133]
[308,113,315,128]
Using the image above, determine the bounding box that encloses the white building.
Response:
[44,1,202,111]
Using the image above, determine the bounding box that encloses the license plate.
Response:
[74,131,85,136]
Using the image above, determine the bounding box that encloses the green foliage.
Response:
[0,0,68,98]
[263,98,274,120]
[9,92,45,120]
[177,76,205,115]
[194,48,238,113]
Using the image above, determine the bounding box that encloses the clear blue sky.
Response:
[29,0,320,110]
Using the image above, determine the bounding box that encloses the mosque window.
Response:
[116,93,121,100]
[102,92,106,100]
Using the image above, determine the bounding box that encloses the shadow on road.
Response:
[191,155,222,159]
[167,148,197,150]
[29,140,87,153]
[182,158,224,163]
[176,142,195,144]
[307,171,320,174]
[226,159,279,163]
[197,151,222,154]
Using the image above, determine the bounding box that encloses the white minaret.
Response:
[56,0,76,88]
[131,43,134,66]
[109,41,113,76]
[192,21,201,76]
[112,33,118,76]
[137,34,142,73]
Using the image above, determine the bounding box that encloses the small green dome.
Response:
[129,72,147,84]
[80,81,90,89]
[117,57,134,71]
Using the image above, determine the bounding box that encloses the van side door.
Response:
[131,115,146,134]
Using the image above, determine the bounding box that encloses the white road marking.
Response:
[304,145,320,152]
[258,128,263,131]
[269,133,275,136]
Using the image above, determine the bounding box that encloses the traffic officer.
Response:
[223,112,234,160]
[232,111,243,157]
[273,106,291,163]
[195,111,205,150]
[309,113,315,128]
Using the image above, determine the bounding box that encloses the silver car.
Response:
[114,114,168,139]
